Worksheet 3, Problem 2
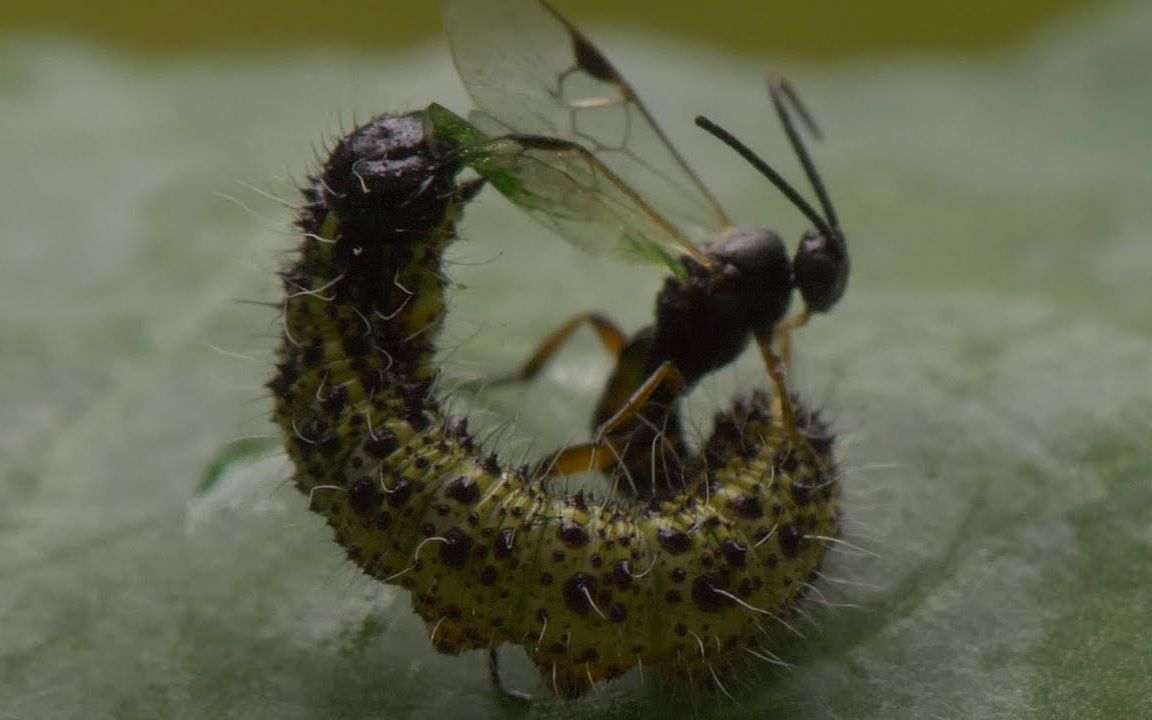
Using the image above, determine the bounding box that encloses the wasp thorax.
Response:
[794,228,849,314]
[650,227,794,381]
[708,226,795,336]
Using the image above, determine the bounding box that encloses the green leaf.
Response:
[2,4,1150,717]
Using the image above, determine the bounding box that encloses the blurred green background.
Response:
[0,0,1109,58]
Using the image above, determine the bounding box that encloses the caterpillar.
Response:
[269,0,845,700]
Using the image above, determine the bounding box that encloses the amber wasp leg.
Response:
[534,440,621,478]
[536,361,686,479]
[754,329,806,451]
[774,308,812,368]
[593,361,686,439]
[488,647,532,702]
[469,311,627,389]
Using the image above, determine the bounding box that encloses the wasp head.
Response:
[793,227,849,314]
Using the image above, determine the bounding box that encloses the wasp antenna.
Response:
[766,75,840,232]
[768,73,823,140]
[694,115,836,241]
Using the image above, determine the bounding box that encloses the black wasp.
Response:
[432,0,848,498]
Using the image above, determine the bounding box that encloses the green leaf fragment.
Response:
[199,436,282,493]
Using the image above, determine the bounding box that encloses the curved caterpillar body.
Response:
[269,111,840,698]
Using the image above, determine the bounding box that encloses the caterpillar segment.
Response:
[269,110,840,699]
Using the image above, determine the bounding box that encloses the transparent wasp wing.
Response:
[444,0,731,252]
[428,103,710,274]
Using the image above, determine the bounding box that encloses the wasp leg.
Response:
[489,647,532,702]
[591,361,685,441]
[535,440,621,478]
[773,308,812,367]
[754,330,804,449]
[485,311,627,387]
[534,362,685,479]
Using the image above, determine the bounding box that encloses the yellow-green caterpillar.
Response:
[269,105,841,698]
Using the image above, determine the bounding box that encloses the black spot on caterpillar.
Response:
[269,0,848,700]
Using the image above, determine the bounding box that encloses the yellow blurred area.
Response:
[1,0,1101,58]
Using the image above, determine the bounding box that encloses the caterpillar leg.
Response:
[489,648,532,702]
[482,311,627,387]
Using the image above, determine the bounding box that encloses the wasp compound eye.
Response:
[794,228,849,314]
